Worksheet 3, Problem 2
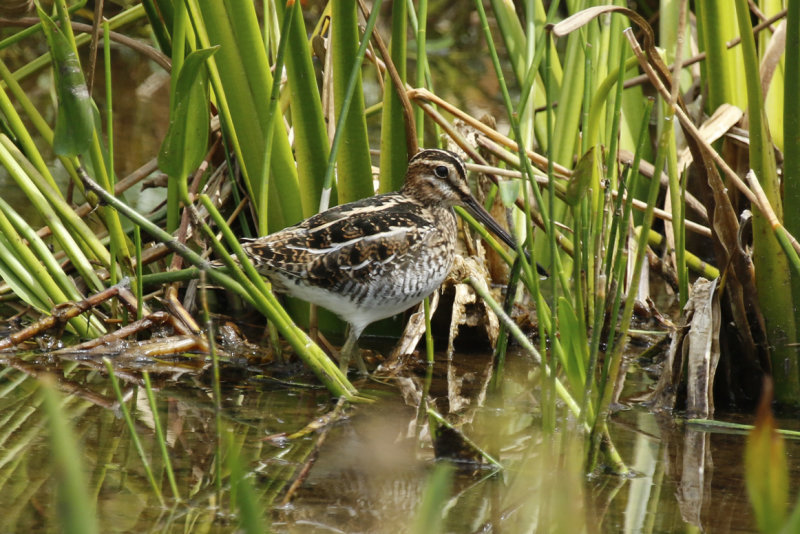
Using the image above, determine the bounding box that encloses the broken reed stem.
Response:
[0,280,136,350]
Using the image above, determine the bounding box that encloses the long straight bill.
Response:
[462,196,548,276]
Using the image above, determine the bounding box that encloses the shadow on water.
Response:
[1,337,795,533]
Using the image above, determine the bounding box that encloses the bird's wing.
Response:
[243,194,438,290]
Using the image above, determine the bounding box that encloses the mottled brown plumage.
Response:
[242,149,517,373]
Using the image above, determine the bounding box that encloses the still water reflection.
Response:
[0,346,791,533]
[1,13,795,531]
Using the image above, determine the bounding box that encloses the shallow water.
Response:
[3,9,798,533]
[0,344,794,533]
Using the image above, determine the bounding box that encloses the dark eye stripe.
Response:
[409,149,466,181]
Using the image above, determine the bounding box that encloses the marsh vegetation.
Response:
[1,0,800,532]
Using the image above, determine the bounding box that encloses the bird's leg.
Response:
[339,325,367,375]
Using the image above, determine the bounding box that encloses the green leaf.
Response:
[195,0,303,231]
[410,463,453,534]
[37,7,95,157]
[745,380,789,534]
[498,179,520,208]
[557,296,586,396]
[158,47,218,177]
[378,0,408,193]
[228,432,268,533]
[565,146,598,207]
[0,237,51,312]
[42,380,99,534]
[330,0,374,204]
[278,0,332,217]
[781,496,800,534]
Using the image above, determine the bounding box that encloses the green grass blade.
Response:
[329,0,375,204]
[0,60,60,191]
[557,295,587,401]
[695,0,746,110]
[278,0,331,217]
[37,7,94,157]
[103,358,165,506]
[378,0,409,193]
[142,372,181,502]
[409,463,452,534]
[227,430,269,533]
[0,198,104,336]
[158,47,216,178]
[785,0,800,329]
[0,236,51,312]
[141,0,172,55]
[0,136,107,293]
[746,383,789,532]
[256,1,298,235]
[192,0,303,231]
[734,0,800,402]
[41,380,99,534]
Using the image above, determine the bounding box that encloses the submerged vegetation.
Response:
[2,0,800,531]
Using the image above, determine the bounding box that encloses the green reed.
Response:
[3,2,800,529]
[41,380,99,534]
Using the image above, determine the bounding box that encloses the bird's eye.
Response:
[434,165,449,178]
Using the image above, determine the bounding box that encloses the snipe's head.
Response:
[402,149,472,207]
[403,148,526,258]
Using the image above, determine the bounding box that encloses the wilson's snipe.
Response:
[242,148,525,374]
